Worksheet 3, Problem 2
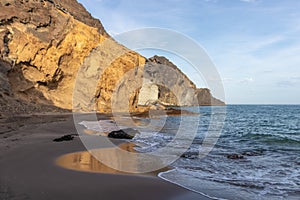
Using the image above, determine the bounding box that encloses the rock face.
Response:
[139,56,225,107]
[72,39,146,113]
[143,56,196,106]
[0,0,106,111]
[195,88,225,106]
[0,0,224,115]
[138,84,159,106]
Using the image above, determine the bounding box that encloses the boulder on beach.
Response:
[108,128,138,139]
[53,134,75,142]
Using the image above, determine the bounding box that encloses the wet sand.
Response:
[56,142,171,176]
[0,114,208,200]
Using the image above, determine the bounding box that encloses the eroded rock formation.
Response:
[1,0,105,110]
[137,56,225,107]
[0,0,224,115]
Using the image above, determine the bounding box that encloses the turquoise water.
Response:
[157,105,300,199]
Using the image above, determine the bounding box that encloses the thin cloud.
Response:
[239,77,254,84]
[276,80,296,87]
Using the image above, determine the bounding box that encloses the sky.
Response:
[78,0,300,104]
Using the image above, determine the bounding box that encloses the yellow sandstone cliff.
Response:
[0,0,224,115]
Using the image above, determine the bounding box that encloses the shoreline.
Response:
[0,113,208,200]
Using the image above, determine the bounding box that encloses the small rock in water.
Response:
[108,128,138,139]
[226,154,244,159]
[181,152,199,159]
[53,134,75,142]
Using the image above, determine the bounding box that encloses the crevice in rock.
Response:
[3,30,12,57]
[27,7,33,13]
[0,16,17,26]
[57,53,71,66]
[47,68,64,90]
[36,81,47,86]
[19,17,30,24]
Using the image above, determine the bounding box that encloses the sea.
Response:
[79,105,300,200]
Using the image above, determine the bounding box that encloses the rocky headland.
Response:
[0,0,224,117]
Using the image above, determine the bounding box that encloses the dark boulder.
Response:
[226,154,244,159]
[108,128,138,139]
[53,134,75,142]
[181,151,199,159]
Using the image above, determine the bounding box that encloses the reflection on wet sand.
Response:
[56,143,169,176]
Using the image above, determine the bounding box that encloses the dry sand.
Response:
[0,114,208,200]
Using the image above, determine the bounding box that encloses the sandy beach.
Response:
[0,114,208,200]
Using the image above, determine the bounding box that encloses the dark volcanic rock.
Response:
[108,128,138,139]
[226,154,244,159]
[53,134,75,142]
[181,151,199,159]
